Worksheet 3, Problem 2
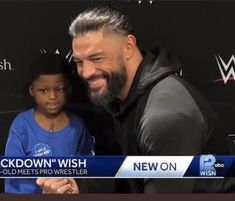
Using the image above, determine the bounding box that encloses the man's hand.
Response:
[36,178,79,194]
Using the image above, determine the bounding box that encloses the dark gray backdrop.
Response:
[0,0,235,193]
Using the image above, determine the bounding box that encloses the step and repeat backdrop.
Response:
[0,0,235,192]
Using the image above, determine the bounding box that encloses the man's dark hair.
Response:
[69,7,133,37]
[28,54,71,86]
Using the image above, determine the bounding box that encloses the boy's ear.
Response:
[29,86,34,97]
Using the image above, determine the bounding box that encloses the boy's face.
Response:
[29,74,68,116]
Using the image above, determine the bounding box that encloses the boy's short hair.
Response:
[28,53,71,85]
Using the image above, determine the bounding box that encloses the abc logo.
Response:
[214,163,224,168]
[199,155,225,176]
[200,155,224,169]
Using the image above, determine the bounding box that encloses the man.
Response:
[37,7,233,193]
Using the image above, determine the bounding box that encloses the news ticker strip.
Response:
[0,155,234,178]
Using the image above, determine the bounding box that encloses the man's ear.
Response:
[123,34,136,60]
[29,86,34,97]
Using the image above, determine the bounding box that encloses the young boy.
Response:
[4,54,94,194]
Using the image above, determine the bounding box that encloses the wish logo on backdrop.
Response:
[214,54,235,84]
[0,58,14,71]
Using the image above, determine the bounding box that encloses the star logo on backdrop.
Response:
[39,49,73,63]
[137,0,153,5]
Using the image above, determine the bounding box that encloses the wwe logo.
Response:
[215,54,235,84]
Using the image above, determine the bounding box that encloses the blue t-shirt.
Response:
[5,108,94,194]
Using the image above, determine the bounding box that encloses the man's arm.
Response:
[137,77,210,192]
[139,110,206,193]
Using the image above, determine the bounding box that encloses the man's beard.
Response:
[85,58,127,108]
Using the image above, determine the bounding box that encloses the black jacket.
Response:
[105,48,234,193]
